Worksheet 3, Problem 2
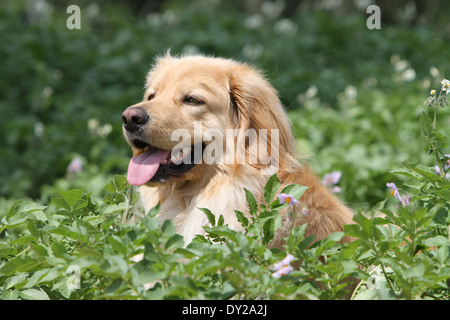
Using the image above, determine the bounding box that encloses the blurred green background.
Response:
[1,0,449,212]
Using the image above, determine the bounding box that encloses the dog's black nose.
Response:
[122,107,149,132]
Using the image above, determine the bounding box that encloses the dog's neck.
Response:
[138,162,270,243]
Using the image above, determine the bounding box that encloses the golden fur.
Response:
[123,53,354,246]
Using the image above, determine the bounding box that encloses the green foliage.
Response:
[1,1,450,300]
[1,1,450,209]
[348,87,450,300]
[1,165,448,299]
[0,174,351,300]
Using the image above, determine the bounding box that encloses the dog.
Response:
[121,53,354,247]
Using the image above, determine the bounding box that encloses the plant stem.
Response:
[433,104,437,130]
[370,240,397,296]
[430,93,445,178]
[379,259,397,296]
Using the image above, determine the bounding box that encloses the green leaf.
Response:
[203,226,239,243]
[217,214,225,226]
[352,211,373,237]
[436,190,450,201]
[29,243,48,257]
[142,215,161,233]
[256,210,278,222]
[436,245,449,264]
[199,207,215,226]
[30,210,48,222]
[423,235,448,247]
[9,235,37,246]
[298,235,316,251]
[51,242,67,258]
[19,288,50,300]
[59,189,84,207]
[0,256,44,276]
[1,289,19,300]
[4,200,48,226]
[174,248,199,259]
[161,219,177,237]
[402,161,440,183]
[108,235,128,255]
[41,226,80,240]
[147,202,161,216]
[262,219,275,245]
[165,234,184,251]
[402,177,423,190]
[280,184,309,200]
[344,221,369,241]
[6,200,47,219]
[404,262,425,279]
[23,269,51,288]
[4,273,28,290]
[264,174,280,204]
[419,112,433,140]
[234,210,249,227]
[105,175,129,193]
[327,231,345,242]
[244,188,258,215]
[102,203,129,215]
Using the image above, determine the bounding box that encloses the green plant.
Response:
[349,81,450,300]
[1,1,450,301]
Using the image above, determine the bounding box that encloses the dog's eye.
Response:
[183,96,204,105]
[147,93,155,101]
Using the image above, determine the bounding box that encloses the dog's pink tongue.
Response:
[127,148,170,186]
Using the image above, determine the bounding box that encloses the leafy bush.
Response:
[1,115,449,300]
[1,1,449,300]
[1,1,450,207]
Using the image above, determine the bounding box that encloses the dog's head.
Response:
[122,53,298,186]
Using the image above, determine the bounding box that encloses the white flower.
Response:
[244,14,264,29]
[242,44,264,60]
[441,79,450,95]
[274,18,298,36]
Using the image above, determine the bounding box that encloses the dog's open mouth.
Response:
[127,141,202,186]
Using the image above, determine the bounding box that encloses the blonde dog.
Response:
[122,53,354,247]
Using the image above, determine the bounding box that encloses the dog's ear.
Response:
[228,64,276,131]
[227,63,300,171]
[228,64,296,148]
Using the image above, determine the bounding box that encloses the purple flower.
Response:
[387,182,412,207]
[278,193,299,206]
[67,157,83,174]
[272,254,295,278]
[272,265,293,278]
[331,186,342,194]
[402,195,411,207]
[322,171,342,186]
[386,182,402,202]
[322,171,342,193]
[435,155,450,179]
